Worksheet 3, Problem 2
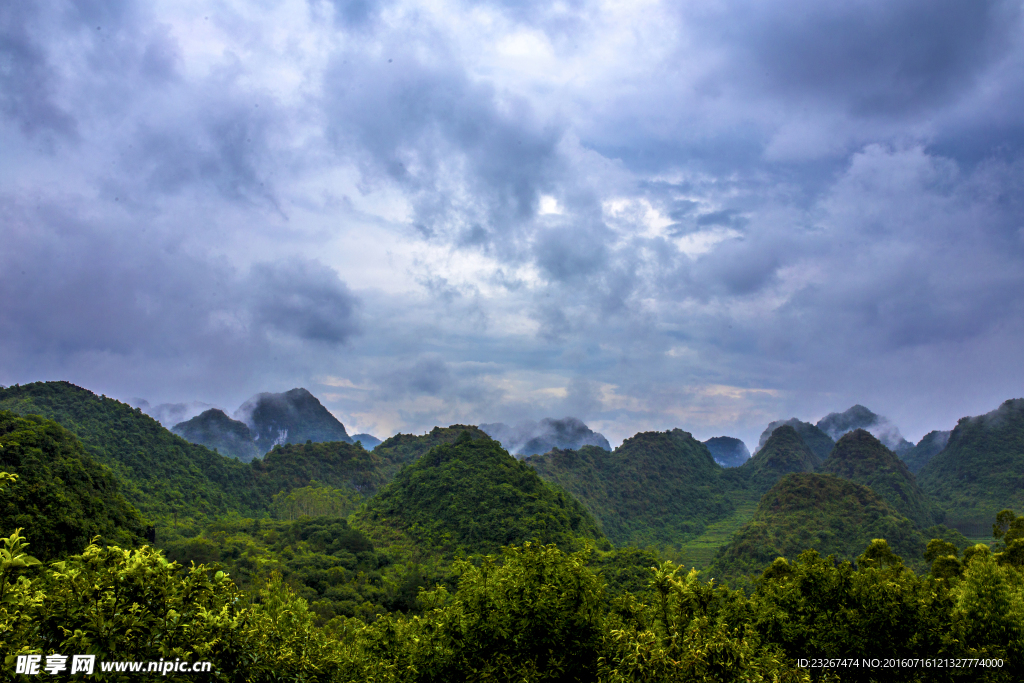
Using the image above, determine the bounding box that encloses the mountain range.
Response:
[2,380,1022,585]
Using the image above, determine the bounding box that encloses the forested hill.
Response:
[755,418,835,462]
[0,410,146,559]
[355,433,606,555]
[741,424,819,492]
[0,382,256,519]
[708,473,930,579]
[821,429,938,529]
[0,382,412,524]
[526,429,736,548]
[918,398,1024,527]
[373,424,492,477]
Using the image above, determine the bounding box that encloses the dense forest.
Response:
[2,381,1024,681]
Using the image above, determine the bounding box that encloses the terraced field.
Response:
[674,494,761,570]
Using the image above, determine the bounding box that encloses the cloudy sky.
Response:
[3,0,1023,449]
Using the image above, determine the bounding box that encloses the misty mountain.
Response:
[821,429,938,529]
[816,405,913,455]
[352,433,382,450]
[918,398,1024,527]
[743,425,820,492]
[235,388,352,454]
[480,417,611,457]
[131,398,218,428]
[902,430,951,474]
[172,409,261,463]
[755,418,835,462]
[703,436,750,467]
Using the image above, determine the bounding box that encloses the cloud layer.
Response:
[2,0,1023,447]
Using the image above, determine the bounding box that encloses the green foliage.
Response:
[752,545,954,683]
[271,482,365,520]
[527,430,735,548]
[600,562,808,683]
[918,398,1024,526]
[742,425,819,493]
[821,429,939,528]
[1,541,249,682]
[0,382,393,527]
[0,411,146,559]
[251,440,389,504]
[357,434,606,556]
[158,516,398,623]
[709,474,929,580]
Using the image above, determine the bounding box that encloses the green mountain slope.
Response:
[821,429,938,528]
[918,398,1024,527]
[0,410,146,559]
[901,429,950,474]
[708,473,929,579]
[741,424,819,492]
[373,425,492,476]
[755,418,835,462]
[0,382,256,520]
[526,429,735,547]
[238,388,352,454]
[250,440,389,503]
[172,408,260,462]
[354,432,605,555]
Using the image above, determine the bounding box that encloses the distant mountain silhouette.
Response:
[235,388,352,454]
[172,408,260,462]
[352,433,382,450]
[703,436,750,467]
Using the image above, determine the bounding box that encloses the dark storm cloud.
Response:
[3,0,1024,445]
[248,259,360,345]
[0,4,77,138]
[713,0,1017,116]
[0,196,359,392]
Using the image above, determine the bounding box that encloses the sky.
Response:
[2,0,1023,449]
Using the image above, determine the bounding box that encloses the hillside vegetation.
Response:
[919,398,1024,526]
[526,429,737,547]
[0,411,146,559]
[0,382,256,520]
[742,424,820,492]
[822,429,938,528]
[709,473,929,579]
[355,433,605,555]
